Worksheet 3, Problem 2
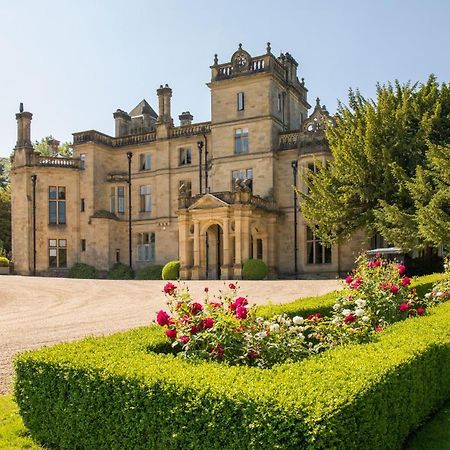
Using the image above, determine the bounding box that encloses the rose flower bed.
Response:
[14,258,450,449]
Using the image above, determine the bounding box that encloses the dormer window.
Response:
[237,92,245,111]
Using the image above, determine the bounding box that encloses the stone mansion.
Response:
[11,43,366,279]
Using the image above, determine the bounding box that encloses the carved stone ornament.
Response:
[231,44,252,73]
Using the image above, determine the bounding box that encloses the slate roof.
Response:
[129,99,158,119]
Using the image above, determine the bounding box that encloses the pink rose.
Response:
[345,275,354,284]
[398,264,406,275]
[163,282,177,295]
[375,324,383,333]
[417,307,425,316]
[190,324,201,335]
[201,317,214,329]
[373,260,381,267]
[235,306,248,319]
[343,314,357,324]
[179,335,190,344]
[229,283,236,290]
[230,297,248,311]
[190,302,203,315]
[156,310,170,326]
[390,285,399,294]
[401,277,411,287]
[165,328,177,340]
[399,302,409,312]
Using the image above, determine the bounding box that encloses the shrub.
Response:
[14,299,450,450]
[107,262,134,280]
[68,263,98,279]
[0,256,9,267]
[135,265,163,280]
[242,259,268,280]
[161,260,180,280]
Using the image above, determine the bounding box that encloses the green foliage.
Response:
[135,265,163,280]
[0,157,10,188]
[14,295,450,449]
[33,136,72,157]
[68,263,98,279]
[0,395,42,449]
[0,256,9,267]
[242,259,268,280]
[161,260,180,280]
[107,262,134,280]
[301,76,450,251]
[0,188,11,254]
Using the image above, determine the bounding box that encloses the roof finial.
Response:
[19,102,24,113]
[266,42,271,54]
[214,53,218,65]
[238,43,242,50]
[316,97,321,107]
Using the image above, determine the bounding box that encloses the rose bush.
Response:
[155,256,449,368]
[424,256,450,304]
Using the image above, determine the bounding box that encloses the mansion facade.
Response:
[11,43,366,279]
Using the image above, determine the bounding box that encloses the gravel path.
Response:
[0,276,340,394]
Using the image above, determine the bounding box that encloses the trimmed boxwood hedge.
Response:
[14,279,450,449]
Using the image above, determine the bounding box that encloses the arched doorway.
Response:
[205,224,223,279]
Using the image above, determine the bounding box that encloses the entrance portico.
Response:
[177,190,278,280]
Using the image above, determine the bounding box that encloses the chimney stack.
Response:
[179,111,193,126]
[15,103,33,149]
[113,109,131,137]
[156,84,173,125]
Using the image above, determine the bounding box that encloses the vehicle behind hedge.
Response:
[14,274,450,450]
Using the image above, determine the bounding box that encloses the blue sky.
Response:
[1,0,450,157]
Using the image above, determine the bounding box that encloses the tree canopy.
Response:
[0,187,11,254]
[33,136,72,157]
[301,75,450,251]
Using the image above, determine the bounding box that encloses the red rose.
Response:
[156,310,170,326]
[368,261,376,269]
[343,314,357,324]
[345,275,354,284]
[373,260,381,267]
[401,277,411,287]
[247,349,259,360]
[235,306,248,319]
[190,324,201,335]
[165,328,177,340]
[179,335,190,344]
[417,307,425,316]
[209,343,224,358]
[399,302,409,312]
[190,302,203,315]
[229,283,236,290]
[307,313,322,322]
[380,281,390,291]
[201,317,214,329]
[390,285,399,294]
[181,315,191,324]
[163,282,177,295]
[204,287,209,293]
[398,264,406,275]
[375,324,383,333]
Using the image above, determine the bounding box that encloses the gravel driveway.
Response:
[0,276,340,394]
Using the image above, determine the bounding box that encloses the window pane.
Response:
[150,232,155,244]
[306,227,314,241]
[49,248,57,256]
[59,239,67,247]
[257,239,263,260]
[49,186,57,199]
[59,248,67,267]
[49,201,57,224]
[58,202,66,224]
[315,242,324,264]
[49,239,57,247]
[145,194,151,212]
[118,196,124,213]
[307,242,314,264]
[325,246,332,264]
[58,187,66,200]
[145,154,151,170]
[49,254,57,267]
[186,148,192,164]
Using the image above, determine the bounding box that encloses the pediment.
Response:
[188,194,230,210]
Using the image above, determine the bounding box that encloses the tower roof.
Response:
[129,99,157,119]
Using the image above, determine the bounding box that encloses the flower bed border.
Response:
[14,282,450,449]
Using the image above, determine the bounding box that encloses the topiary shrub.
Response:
[162,261,180,280]
[136,265,163,280]
[0,256,9,267]
[68,263,98,279]
[242,259,268,280]
[107,262,134,280]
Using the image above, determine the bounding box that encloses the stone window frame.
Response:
[234,128,249,154]
[136,231,156,262]
[231,168,253,192]
[110,186,126,214]
[48,238,67,268]
[139,185,152,212]
[237,92,245,111]
[139,153,152,171]
[49,186,66,225]
[305,226,331,265]
[179,147,192,166]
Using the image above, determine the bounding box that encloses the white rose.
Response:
[436,291,443,297]
[362,316,370,322]
[355,299,366,308]
[342,309,352,316]
[425,292,431,298]
[270,323,280,333]
[298,333,305,341]
[293,316,304,325]
[332,317,341,324]
[333,303,340,310]
[355,308,364,317]
[256,332,266,339]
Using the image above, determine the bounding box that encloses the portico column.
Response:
[191,220,201,279]
[267,217,277,278]
[221,217,232,279]
[178,215,190,279]
[234,211,243,279]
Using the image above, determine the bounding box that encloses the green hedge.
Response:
[14,291,450,449]
[242,259,268,280]
[68,263,98,279]
[107,262,134,280]
[0,255,9,267]
[162,260,180,280]
[135,265,163,280]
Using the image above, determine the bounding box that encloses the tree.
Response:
[0,188,11,254]
[0,158,10,188]
[301,76,450,251]
[33,136,73,157]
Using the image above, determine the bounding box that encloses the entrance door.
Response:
[206,224,223,279]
